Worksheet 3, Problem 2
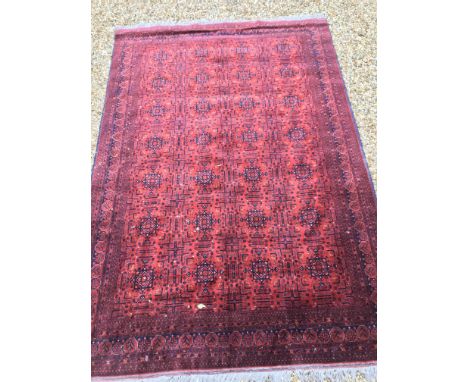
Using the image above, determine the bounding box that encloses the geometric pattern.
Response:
[91,18,376,377]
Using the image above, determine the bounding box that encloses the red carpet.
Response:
[91,18,376,378]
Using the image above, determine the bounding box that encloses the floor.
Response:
[91,1,377,380]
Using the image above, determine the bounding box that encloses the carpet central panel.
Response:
[91,18,377,378]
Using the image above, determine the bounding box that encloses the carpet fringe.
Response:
[114,14,328,31]
[111,365,376,382]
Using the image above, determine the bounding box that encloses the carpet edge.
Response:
[93,363,376,381]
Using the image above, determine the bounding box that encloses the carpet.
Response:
[91,18,376,379]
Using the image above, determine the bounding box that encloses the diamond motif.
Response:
[293,163,312,180]
[243,166,262,182]
[195,261,217,284]
[195,99,211,114]
[195,169,215,186]
[143,173,162,190]
[245,209,268,229]
[250,260,271,282]
[287,127,306,141]
[195,212,215,232]
[147,136,164,152]
[138,216,159,237]
[299,207,320,228]
[132,267,156,292]
[307,257,330,279]
[195,131,212,146]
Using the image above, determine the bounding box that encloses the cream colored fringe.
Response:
[97,365,376,382]
[115,14,328,31]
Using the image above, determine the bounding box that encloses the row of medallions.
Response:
[91,324,377,356]
[144,94,305,123]
[171,64,300,87]
[149,42,301,66]
[131,248,331,293]
[135,202,320,239]
[143,123,310,155]
[137,162,314,193]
